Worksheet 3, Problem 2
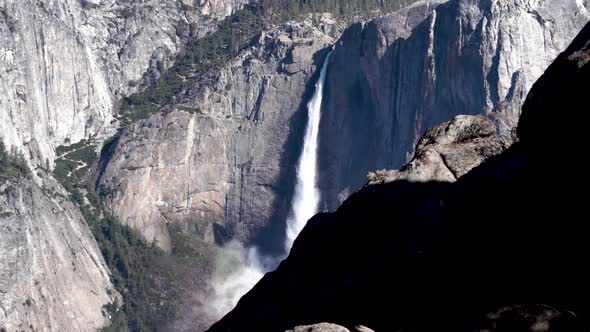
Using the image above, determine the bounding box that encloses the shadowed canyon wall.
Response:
[318,0,590,210]
[209,20,590,332]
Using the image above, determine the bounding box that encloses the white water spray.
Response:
[205,52,332,321]
[285,51,332,251]
[204,242,264,319]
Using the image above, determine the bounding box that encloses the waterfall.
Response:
[285,51,332,251]
[206,51,332,320]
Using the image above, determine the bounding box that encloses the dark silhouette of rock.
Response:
[318,0,590,213]
[481,305,582,332]
[207,21,590,332]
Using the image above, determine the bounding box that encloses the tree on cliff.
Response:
[0,139,30,180]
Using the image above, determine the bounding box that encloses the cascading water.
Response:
[206,51,332,319]
[285,51,332,251]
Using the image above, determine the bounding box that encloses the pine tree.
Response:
[0,140,8,170]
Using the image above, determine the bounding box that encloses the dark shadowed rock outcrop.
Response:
[96,0,589,258]
[207,21,590,332]
[480,304,582,332]
[318,0,590,210]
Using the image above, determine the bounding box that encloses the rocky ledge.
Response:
[317,0,590,212]
[208,20,590,332]
[368,113,517,184]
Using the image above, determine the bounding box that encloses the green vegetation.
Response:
[120,0,417,124]
[53,139,98,196]
[52,140,212,331]
[47,1,422,330]
[52,140,174,331]
[76,188,211,332]
[0,211,15,218]
[120,7,265,124]
[259,0,416,21]
[56,139,98,163]
[0,140,30,180]
[81,190,170,332]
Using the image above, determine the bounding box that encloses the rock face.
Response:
[318,0,590,209]
[0,0,247,167]
[96,0,590,255]
[207,22,590,332]
[0,1,246,330]
[0,178,117,331]
[368,113,516,184]
[98,19,336,252]
[286,323,351,332]
[481,304,581,332]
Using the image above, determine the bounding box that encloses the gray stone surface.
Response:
[97,0,590,255]
[368,114,516,184]
[0,0,247,167]
[206,22,590,330]
[0,178,118,331]
[318,0,590,210]
[286,323,351,332]
[0,1,245,330]
[98,19,336,252]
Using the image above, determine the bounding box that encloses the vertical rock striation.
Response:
[0,178,117,331]
[0,1,248,330]
[0,0,248,167]
[207,21,590,332]
[98,18,337,253]
[318,0,590,210]
[97,0,590,257]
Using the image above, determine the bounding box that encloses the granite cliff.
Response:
[0,1,246,330]
[318,0,590,209]
[0,177,117,331]
[98,17,338,253]
[97,0,589,259]
[1,0,589,330]
[90,1,589,327]
[208,20,590,332]
[0,0,247,167]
